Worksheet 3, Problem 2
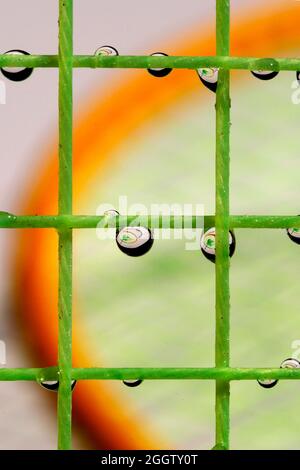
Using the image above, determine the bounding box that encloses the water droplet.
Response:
[95,46,118,57]
[251,70,279,81]
[287,216,300,245]
[280,358,300,369]
[39,379,76,392]
[1,50,33,82]
[197,68,218,93]
[123,379,143,388]
[147,53,172,78]
[200,228,236,263]
[116,227,153,257]
[257,378,278,389]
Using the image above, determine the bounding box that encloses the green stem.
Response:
[0,54,297,71]
[0,214,300,229]
[215,0,231,451]
[0,367,299,381]
[57,0,73,451]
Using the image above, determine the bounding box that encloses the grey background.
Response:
[0,0,283,450]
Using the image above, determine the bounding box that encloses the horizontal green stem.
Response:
[0,55,299,71]
[0,367,58,381]
[230,215,300,229]
[72,367,300,381]
[0,367,299,381]
[0,214,299,229]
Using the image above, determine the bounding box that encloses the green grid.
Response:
[1,0,300,450]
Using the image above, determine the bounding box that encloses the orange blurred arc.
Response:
[16,2,300,449]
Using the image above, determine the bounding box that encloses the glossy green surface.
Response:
[0,55,299,71]
[57,0,73,450]
[215,0,231,450]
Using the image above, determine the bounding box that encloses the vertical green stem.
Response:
[215,0,230,450]
[57,0,73,450]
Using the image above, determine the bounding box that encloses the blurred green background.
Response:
[75,70,300,449]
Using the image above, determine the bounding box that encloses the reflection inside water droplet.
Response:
[123,379,143,388]
[38,379,77,392]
